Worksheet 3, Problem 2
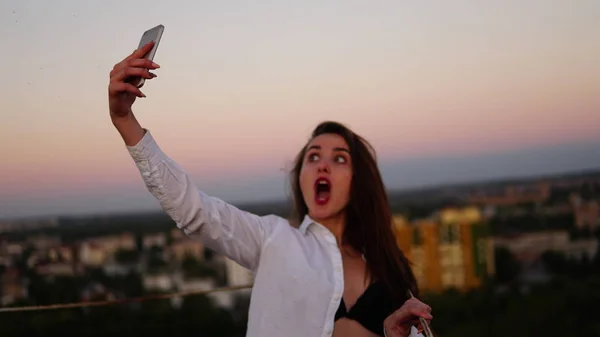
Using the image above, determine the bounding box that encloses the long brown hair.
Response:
[290,121,419,305]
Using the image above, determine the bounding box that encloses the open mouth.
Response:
[314,177,331,205]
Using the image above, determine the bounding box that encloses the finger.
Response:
[123,41,154,61]
[407,299,433,318]
[109,81,146,98]
[393,305,433,325]
[419,306,432,318]
[128,41,155,61]
[128,58,160,69]
[111,59,160,79]
[110,41,157,74]
[112,67,156,83]
[419,311,433,320]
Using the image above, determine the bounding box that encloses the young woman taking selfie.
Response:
[107,41,433,337]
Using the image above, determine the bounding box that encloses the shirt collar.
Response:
[298,214,316,235]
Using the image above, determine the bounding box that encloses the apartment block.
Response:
[393,207,495,293]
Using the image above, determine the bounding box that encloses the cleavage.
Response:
[341,250,370,312]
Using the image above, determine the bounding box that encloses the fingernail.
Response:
[152,62,160,68]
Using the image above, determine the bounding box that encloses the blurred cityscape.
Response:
[1,168,599,336]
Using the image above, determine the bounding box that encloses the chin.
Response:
[308,205,343,222]
[309,210,330,221]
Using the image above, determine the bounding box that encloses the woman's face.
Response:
[299,133,353,222]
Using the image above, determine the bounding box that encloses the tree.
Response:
[541,250,569,276]
[181,253,199,270]
[114,249,139,265]
[494,247,521,284]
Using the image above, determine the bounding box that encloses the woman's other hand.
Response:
[383,297,433,337]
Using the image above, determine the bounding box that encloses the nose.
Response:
[317,160,330,173]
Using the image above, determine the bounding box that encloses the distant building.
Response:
[170,228,185,241]
[468,183,550,206]
[570,194,600,230]
[169,239,204,262]
[3,242,24,257]
[494,230,598,263]
[29,235,61,250]
[80,282,120,302]
[84,233,136,256]
[35,262,77,277]
[48,245,74,263]
[143,273,174,292]
[79,242,107,266]
[103,261,140,277]
[143,233,167,250]
[393,207,495,293]
[0,217,59,233]
[1,267,28,306]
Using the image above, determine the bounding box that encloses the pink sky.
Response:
[1,1,599,218]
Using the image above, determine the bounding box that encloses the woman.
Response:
[107,41,433,337]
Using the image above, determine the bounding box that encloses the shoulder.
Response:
[235,212,301,239]
[255,215,318,253]
[260,214,305,238]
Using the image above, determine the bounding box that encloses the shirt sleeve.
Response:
[126,129,278,271]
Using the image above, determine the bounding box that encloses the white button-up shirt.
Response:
[127,130,421,337]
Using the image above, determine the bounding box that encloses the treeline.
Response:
[422,275,600,337]
[0,293,249,337]
[421,243,600,337]
[489,213,575,235]
[3,272,600,337]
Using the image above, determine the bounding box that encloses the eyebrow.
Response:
[307,145,350,154]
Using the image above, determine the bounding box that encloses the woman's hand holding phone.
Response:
[107,41,160,146]
[108,41,160,118]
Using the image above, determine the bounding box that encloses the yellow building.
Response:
[392,207,495,293]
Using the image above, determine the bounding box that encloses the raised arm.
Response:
[108,42,276,271]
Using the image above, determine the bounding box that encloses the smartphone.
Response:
[129,24,164,88]
[406,290,434,337]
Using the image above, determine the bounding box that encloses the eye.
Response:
[307,153,320,162]
[335,155,348,164]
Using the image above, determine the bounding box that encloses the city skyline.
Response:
[1,1,599,218]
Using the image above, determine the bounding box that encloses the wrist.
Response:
[111,110,134,125]
[111,113,145,146]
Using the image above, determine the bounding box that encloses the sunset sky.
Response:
[1,1,599,219]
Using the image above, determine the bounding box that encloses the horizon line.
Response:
[3,166,598,223]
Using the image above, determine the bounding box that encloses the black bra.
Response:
[334,280,405,336]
